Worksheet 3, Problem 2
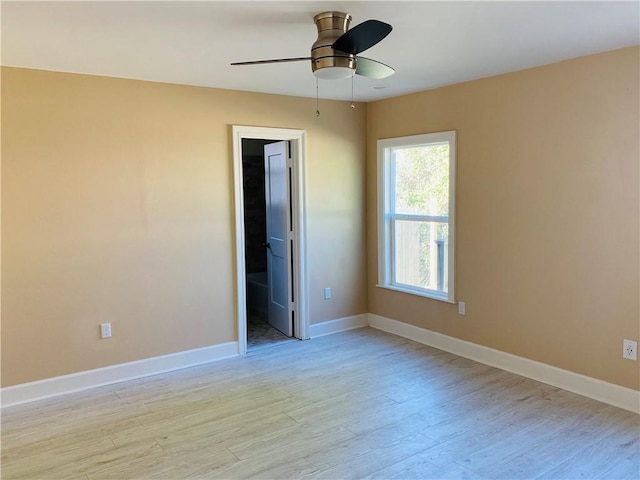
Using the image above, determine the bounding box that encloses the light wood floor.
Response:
[1,328,638,479]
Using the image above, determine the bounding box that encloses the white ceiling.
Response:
[2,1,638,102]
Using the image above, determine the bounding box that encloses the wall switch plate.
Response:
[458,302,466,315]
[324,287,331,300]
[623,339,637,360]
[100,322,112,339]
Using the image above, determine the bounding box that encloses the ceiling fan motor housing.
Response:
[312,12,356,79]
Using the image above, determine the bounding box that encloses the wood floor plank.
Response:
[208,426,355,478]
[596,454,640,480]
[86,441,238,479]
[2,327,638,479]
[474,423,629,479]
[226,422,356,461]
[200,456,318,480]
[535,426,640,479]
[421,411,549,469]
[155,411,298,452]
[0,438,117,479]
[449,415,559,472]
[1,415,142,465]
[365,452,482,480]
[302,420,440,478]
[306,431,437,480]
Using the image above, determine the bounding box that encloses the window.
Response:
[377,131,456,302]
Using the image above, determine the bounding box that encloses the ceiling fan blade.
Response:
[355,57,395,79]
[332,20,392,55]
[231,57,311,66]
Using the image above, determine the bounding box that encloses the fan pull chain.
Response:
[316,78,320,117]
[351,75,355,109]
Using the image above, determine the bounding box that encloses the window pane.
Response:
[393,220,448,292]
[393,143,449,217]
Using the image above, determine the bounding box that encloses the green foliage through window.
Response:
[393,143,449,217]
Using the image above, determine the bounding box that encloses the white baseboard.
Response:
[309,314,368,338]
[4,314,638,414]
[368,314,639,414]
[1,342,238,408]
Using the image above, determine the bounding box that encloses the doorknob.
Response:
[262,242,271,249]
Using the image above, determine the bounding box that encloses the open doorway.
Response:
[232,126,308,355]
[242,139,292,349]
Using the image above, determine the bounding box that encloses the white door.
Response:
[264,141,291,336]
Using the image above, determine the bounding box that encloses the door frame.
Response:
[232,125,309,355]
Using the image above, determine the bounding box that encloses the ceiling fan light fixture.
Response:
[312,55,356,79]
[313,66,355,80]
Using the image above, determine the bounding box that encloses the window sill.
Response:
[376,284,455,304]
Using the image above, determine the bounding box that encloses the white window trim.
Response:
[377,131,456,303]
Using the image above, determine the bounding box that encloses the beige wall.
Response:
[367,46,640,390]
[3,46,639,392]
[1,67,368,386]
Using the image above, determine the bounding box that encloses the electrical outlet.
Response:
[458,302,466,315]
[324,287,331,300]
[623,339,637,360]
[100,322,112,339]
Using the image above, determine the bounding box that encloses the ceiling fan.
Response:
[231,11,394,80]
